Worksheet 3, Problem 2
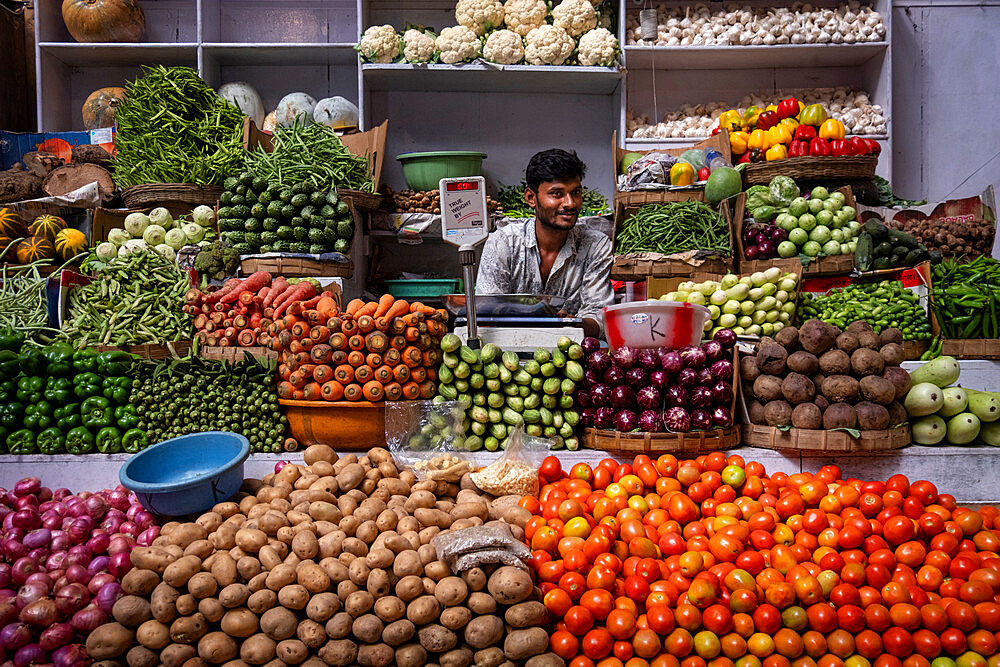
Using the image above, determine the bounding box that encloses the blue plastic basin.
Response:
[119,432,250,517]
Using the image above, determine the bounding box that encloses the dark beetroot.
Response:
[663,407,691,432]
[636,386,661,410]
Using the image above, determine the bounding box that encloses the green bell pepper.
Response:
[37,427,65,454]
[0,329,25,352]
[102,381,130,404]
[0,350,20,380]
[18,347,46,376]
[42,343,74,377]
[6,428,36,454]
[96,426,122,453]
[65,426,95,454]
[73,372,103,400]
[44,386,72,404]
[57,413,81,431]
[81,396,113,429]
[17,376,44,401]
[0,403,24,429]
[72,349,98,373]
[122,428,149,453]
[97,351,134,376]
[115,405,140,430]
[0,426,6,452]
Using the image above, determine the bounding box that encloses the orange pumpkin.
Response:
[16,236,55,264]
[29,214,67,241]
[81,87,125,130]
[61,0,145,43]
[0,208,27,238]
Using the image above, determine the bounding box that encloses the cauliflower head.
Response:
[552,0,597,37]
[503,0,548,37]
[357,24,400,63]
[455,0,505,36]
[576,27,619,66]
[435,26,481,64]
[403,28,436,63]
[483,29,525,65]
[524,25,575,66]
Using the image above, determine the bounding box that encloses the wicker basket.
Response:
[93,341,192,360]
[940,339,1000,360]
[741,156,877,186]
[741,424,911,453]
[337,188,382,213]
[614,188,706,208]
[240,256,354,278]
[122,184,224,209]
[584,427,740,453]
[199,346,277,362]
[611,254,731,281]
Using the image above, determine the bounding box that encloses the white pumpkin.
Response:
[218,81,265,128]
[275,92,316,127]
[313,96,360,129]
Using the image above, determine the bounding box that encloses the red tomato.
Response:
[545,588,574,617]
[560,572,587,601]
[607,608,638,641]
[541,455,563,481]
[625,575,652,603]
[587,565,618,592]
[648,605,676,634]
[637,558,662,585]
[581,589,615,621]
[565,604,596,635]
[551,630,580,660]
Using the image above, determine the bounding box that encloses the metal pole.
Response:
[459,246,479,349]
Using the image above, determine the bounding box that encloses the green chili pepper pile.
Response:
[614,201,731,256]
[0,340,142,455]
[112,65,246,187]
[0,254,57,341]
[931,255,1000,340]
[61,249,192,347]
[131,355,285,452]
[797,280,934,341]
[246,118,375,193]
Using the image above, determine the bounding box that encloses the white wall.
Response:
[892,1,1000,203]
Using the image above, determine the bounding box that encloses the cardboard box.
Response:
[1,129,115,170]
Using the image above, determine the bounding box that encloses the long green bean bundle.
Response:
[930,255,1000,339]
[0,255,54,341]
[246,119,375,192]
[113,66,246,187]
[615,201,730,255]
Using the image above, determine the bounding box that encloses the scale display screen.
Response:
[440,176,489,247]
[446,180,479,192]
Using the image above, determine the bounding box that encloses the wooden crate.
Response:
[240,255,354,278]
[199,346,277,362]
[939,339,1000,360]
[94,341,192,360]
[741,423,911,453]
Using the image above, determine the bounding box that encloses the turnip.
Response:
[148,207,172,229]
[95,242,117,262]
[154,244,176,261]
[107,228,130,248]
[164,228,187,250]
[123,213,148,237]
[192,205,216,227]
[142,224,166,246]
[182,223,205,244]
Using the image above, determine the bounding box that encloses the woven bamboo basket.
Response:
[337,188,382,213]
[584,427,740,453]
[122,184,224,209]
[240,256,354,278]
[199,346,277,362]
[741,156,877,186]
[741,424,911,453]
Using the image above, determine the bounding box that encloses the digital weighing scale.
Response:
[438,176,585,353]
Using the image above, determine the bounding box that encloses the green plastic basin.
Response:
[396,151,487,191]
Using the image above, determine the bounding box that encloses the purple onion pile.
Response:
[743,221,787,261]
[0,478,155,667]
[577,329,737,433]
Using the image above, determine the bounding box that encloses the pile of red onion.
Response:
[576,329,737,433]
[0,478,157,667]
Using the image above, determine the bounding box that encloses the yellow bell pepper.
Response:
[768,124,792,146]
[669,162,695,186]
[765,144,788,161]
[719,110,742,132]
[819,118,846,141]
[780,117,799,132]
[729,131,749,156]
[742,105,762,128]
[747,129,770,152]
[765,104,779,114]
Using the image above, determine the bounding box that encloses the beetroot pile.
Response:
[0,478,153,667]
[576,329,738,433]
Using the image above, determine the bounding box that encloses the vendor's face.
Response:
[526,178,583,231]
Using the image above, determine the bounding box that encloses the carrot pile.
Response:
[184,272,331,348]
[269,294,449,403]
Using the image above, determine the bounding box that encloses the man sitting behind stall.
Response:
[476,149,613,338]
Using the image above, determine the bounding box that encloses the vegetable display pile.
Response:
[85,445,544,667]
[0,261,54,342]
[496,180,610,218]
[271,294,449,403]
[798,280,934,341]
[615,201,730,256]
[436,335,583,451]
[112,66,246,188]
[930,256,1000,340]
[218,172,356,257]
[0,343,143,454]
[578,329,737,433]
[904,355,1000,446]
[660,267,801,338]
[855,219,937,273]
[95,206,218,265]
[185,272,327,349]
[61,249,192,348]
[130,354,285,452]
[0,477,152,667]
[391,189,502,215]
[744,318,911,431]
[1,212,88,266]
[886,207,996,261]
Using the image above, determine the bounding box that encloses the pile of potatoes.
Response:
[743,318,912,431]
[85,446,561,667]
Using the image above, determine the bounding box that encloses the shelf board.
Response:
[38,42,198,67]
[201,43,359,66]
[623,134,889,147]
[362,62,623,95]
[624,42,888,71]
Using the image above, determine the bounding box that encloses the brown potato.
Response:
[85,622,135,660]
[352,614,384,643]
[127,644,159,667]
[240,634,277,666]
[396,575,424,602]
[260,607,297,641]
[247,589,277,615]
[474,647,506,667]
[187,572,219,599]
[464,615,504,649]
[113,595,152,627]
[358,643,394,667]
[278,584,310,610]
[318,638,359,666]
[434,577,469,607]
[198,597,224,623]
[163,555,202,588]
[220,609,259,638]
[161,643,198,667]
[504,628,549,660]
[276,639,308,665]
[305,592,340,622]
[345,590,375,617]
[382,619,416,646]
[137,619,171,650]
[198,631,238,664]
[406,595,441,625]
[151,583,181,624]
[505,601,548,628]
[170,613,209,644]
[122,569,160,597]
[487,567,533,605]
[418,624,457,653]
[467,591,497,615]
[440,605,472,630]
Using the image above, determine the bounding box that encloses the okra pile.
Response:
[130,355,286,452]
[433,335,583,451]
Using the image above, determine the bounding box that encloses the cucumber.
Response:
[488,408,502,424]
[506,396,524,412]
[888,228,919,249]
[471,421,486,436]
[540,362,556,377]
[560,422,574,438]
[550,349,567,368]
[561,378,577,395]
[530,377,543,392]
[459,345,479,364]
[502,351,520,372]
[513,369,532,385]
[523,360,541,375]
[565,360,584,382]
[542,394,558,409]
[480,343,501,363]
[518,385,531,398]
[560,395,575,409]
[502,408,523,426]
[523,409,541,424]
[540,407,554,426]
[454,361,471,379]
[855,232,874,271]
[442,351,460,369]
[524,393,541,410]
[543,377,562,395]
[874,241,893,258]
[471,406,489,423]
[557,336,573,352]
[464,435,483,451]
[542,426,557,438]
[454,379,469,392]
[563,410,579,426]
[533,347,551,364]
[502,384,519,397]
[553,411,564,429]
[567,344,584,360]
[498,366,512,384]
[488,392,505,408]
[472,393,487,406]
[440,333,461,353]
[469,374,485,389]
[485,379,501,392]
[484,436,499,451]
[483,362,499,379]
[438,384,457,399]
[864,219,889,240]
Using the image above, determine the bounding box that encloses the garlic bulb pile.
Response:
[627,2,886,46]
[627,86,887,138]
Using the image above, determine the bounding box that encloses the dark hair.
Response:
[525,149,587,192]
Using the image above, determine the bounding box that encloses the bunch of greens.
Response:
[872,176,928,207]
[496,180,611,218]
[113,66,246,187]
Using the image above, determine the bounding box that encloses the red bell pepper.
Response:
[756,110,779,131]
[697,167,711,181]
[738,152,752,164]
[864,138,881,157]
[849,136,869,155]
[830,139,849,157]
[793,125,817,142]
[809,137,831,157]
[711,126,722,135]
[777,97,800,119]
[788,140,809,158]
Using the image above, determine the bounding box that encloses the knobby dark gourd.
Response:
[61,0,145,43]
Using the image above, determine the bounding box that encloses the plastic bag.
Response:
[624,152,679,189]
[386,400,472,480]
[469,425,551,497]
[432,524,527,560]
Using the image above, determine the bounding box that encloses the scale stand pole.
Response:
[459,245,480,349]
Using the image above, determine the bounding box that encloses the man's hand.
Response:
[581,318,601,339]
[555,309,570,318]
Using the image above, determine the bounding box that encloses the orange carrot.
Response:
[313,365,334,384]
[310,326,331,344]
[418,380,435,399]
[410,367,427,384]
[333,365,355,384]
[365,352,383,368]
[376,299,409,329]
[425,367,437,382]
[317,296,339,320]
[347,350,365,367]
[277,330,292,350]
[384,348,401,367]
[288,340,304,355]
[310,345,333,365]
[304,309,323,326]
[433,308,449,322]
[299,338,314,353]
[287,301,304,317]
[362,381,384,402]
[390,335,407,351]
[383,382,402,401]
[422,349,441,367]
[292,389,305,400]
[329,333,347,350]
[343,383,363,401]
[373,293,395,319]
[365,331,388,354]
[401,312,424,327]
[331,350,348,366]
[291,321,309,339]
[341,319,358,336]
[409,301,436,315]
[345,299,366,317]
[298,364,317,380]
[402,346,422,368]
[278,365,291,381]
[357,315,375,334]
[373,365,392,384]
[404,327,420,342]
[277,381,295,400]
[321,381,345,402]
[355,301,378,318]
[326,317,342,333]
[401,382,420,400]
[288,370,307,388]
[392,365,410,384]
[354,365,374,384]
[347,335,365,351]
[389,318,407,335]
[262,277,288,308]
[302,382,322,401]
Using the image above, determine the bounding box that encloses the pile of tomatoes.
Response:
[522,453,1000,667]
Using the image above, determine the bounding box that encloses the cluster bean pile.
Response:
[797,280,934,341]
[615,202,730,256]
[86,446,558,667]
[0,260,52,340]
